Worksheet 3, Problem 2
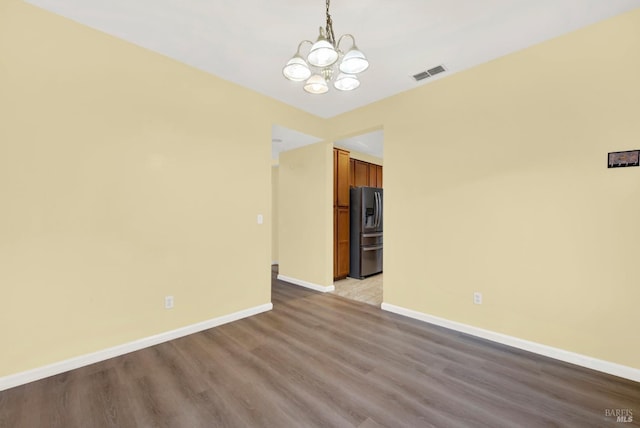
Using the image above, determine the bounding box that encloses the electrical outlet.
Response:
[165,295,174,309]
[257,214,264,224]
[473,292,482,305]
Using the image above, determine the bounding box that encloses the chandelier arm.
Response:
[295,39,314,55]
[336,34,356,53]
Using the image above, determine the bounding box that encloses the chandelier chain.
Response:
[325,0,336,46]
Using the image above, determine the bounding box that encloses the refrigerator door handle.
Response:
[379,191,382,229]
[373,192,378,229]
[362,232,383,238]
[375,191,381,229]
[362,245,383,251]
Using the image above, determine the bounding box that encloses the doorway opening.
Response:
[270,124,384,307]
[332,129,384,307]
[270,124,323,278]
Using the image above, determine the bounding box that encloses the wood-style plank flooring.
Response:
[1,268,638,427]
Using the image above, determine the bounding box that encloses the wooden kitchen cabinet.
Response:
[335,206,350,278]
[349,158,355,188]
[368,164,377,187]
[336,149,350,207]
[333,150,338,206]
[352,159,383,189]
[354,160,369,187]
[334,148,350,280]
[333,207,338,278]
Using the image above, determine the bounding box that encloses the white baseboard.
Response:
[0,302,273,392]
[277,274,335,293]
[381,303,640,383]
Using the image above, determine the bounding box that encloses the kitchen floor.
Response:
[332,273,383,307]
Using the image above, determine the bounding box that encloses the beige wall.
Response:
[278,142,333,287]
[271,166,279,264]
[2,0,639,379]
[0,0,322,377]
[327,9,640,369]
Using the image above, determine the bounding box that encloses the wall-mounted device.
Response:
[608,150,639,168]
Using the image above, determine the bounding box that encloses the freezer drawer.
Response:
[360,245,383,278]
[361,232,383,247]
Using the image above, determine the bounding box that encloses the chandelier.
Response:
[282,0,369,94]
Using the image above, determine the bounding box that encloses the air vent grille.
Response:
[412,64,447,82]
[412,71,430,81]
[427,65,445,76]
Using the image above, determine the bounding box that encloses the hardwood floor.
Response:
[1,269,638,427]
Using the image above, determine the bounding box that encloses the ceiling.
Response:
[271,125,323,161]
[271,125,383,162]
[335,130,384,160]
[25,0,640,158]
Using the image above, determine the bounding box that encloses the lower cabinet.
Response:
[334,208,338,279]
[335,206,350,279]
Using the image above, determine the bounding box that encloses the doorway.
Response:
[332,129,384,307]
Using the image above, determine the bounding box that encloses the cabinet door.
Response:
[354,160,368,187]
[333,207,338,278]
[333,150,338,206]
[349,158,355,188]
[368,164,377,187]
[376,165,383,188]
[336,149,350,207]
[336,206,350,278]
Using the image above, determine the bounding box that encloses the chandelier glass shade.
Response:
[282,54,312,82]
[333,72,360,91]
[282,0,369,94]
[304,74,329,94]
[308,32,339,68]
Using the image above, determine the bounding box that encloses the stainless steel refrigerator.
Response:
[349,186,383,279]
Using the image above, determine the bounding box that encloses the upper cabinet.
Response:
[368,165,377,187]
[349,159,355,188]
[334,148,351,280]
[375,164,383,188]
[336,149,350,207]
[351,158,383,188]
[354,160,369,187]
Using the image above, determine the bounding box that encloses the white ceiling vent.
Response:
[412,65,447,82]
